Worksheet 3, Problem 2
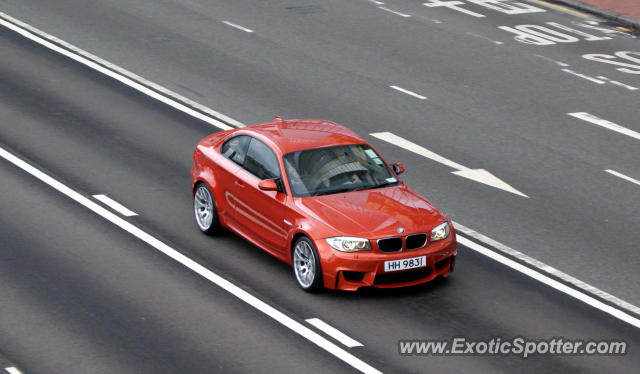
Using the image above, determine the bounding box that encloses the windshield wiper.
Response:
[314,187,357,196]
[369,180,398,189]
[314,182,397,196]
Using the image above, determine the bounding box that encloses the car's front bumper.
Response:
[315,233,457,291]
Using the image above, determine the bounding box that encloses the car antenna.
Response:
[272,116,285,135]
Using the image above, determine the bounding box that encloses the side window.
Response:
[243,139,280,180]
[221,135,250,165]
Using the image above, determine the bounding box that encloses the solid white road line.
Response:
[605,169,640,186]
[377,6,412,17]
[93,194,138,217]
[389,86,427,100]
[457,235,640,328]
[370,132,528,197]
[0,146,381,374]
[222,21,254,33]
[453,221,640,319]
[568,112,640,141]
[0,12,242,130]
[306,318,364,348]
[5,368,23,374]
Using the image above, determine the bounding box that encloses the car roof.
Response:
[244,118,367,154]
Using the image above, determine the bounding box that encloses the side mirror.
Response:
[258,179,279,191]
[392,162,405,175]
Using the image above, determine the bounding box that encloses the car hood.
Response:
[295,184,445,238]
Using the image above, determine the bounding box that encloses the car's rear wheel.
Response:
[194,183,221,235]
[293,236,323,292]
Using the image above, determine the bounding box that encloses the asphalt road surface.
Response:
[1,0,639,373]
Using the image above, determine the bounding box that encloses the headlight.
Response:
[325,237,371,252]
[430,222,450,242]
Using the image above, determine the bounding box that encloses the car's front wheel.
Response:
[193,183,221,235]
[292,236,323,292]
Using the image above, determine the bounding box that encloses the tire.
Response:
[193,183,222,235]
[292,236,323,293]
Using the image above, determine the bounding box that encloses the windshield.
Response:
[283,144,398,197]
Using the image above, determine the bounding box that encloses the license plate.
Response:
[384,256,426,272]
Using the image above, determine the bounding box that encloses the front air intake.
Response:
[374,268,431,285]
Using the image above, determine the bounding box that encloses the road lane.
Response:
[0,142,363,374]
[1,21,639,373]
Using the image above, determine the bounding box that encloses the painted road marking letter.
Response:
[466,0,544,15]
[424,1,486,18]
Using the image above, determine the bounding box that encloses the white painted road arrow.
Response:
[370,132,528,198]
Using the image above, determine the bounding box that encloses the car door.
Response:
[216,134,251,226]
[231,137,289,252]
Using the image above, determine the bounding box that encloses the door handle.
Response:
[234,180,246,188]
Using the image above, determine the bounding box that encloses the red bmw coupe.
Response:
[191,118,456,292]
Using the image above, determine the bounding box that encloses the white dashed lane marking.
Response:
[389,86,427,100]
[93,194,138,217]
[562,69,605,84]
[568,112,640,141]
[306,318,364,348]
[0,145,382,374]
[377,6,411,17]
[605,170,640,186]
[222,21,254,33]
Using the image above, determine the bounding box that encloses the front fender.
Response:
[191,164,216,196]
